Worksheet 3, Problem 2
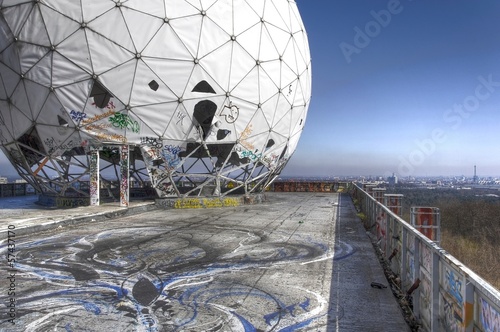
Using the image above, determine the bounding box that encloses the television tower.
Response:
[473,165,478,184]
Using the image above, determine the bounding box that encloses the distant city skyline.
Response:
[2,1,500,178]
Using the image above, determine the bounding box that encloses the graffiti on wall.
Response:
[160,145,182,171]
[479,297,500,332]
[140,140,185,198]
[440,266,464,331]
[421,243,432,273]
[120,145,129,207]
[444,267,463,305]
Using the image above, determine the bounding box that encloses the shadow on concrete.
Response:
[326,193,410,332]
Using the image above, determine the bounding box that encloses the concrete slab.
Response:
[0,193,410,331]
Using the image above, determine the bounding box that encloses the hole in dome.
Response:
[18,127,45,166]
[192,80,216,94]
[58,115,69,127]
[90,81,113,108]
[149,80,159,91]
[193,100,217,139]
[217,129,231,140]
[266,139,275,148]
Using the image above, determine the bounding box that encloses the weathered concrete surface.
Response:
[0,193,410,331]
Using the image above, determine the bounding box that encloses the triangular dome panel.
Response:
[164,1,200,18]
[56,30,93,75]
[228,42,257,92]
[233,0,262,36]
[10,81,32,121]
[0,62,21,98]
[235,23,261,61]
[39,5,81,46]
[36,124,78,157]
[161,102,193,140]
[0,43,22,75]
[52,52,93,87]
[81,1,116,23]
[121,7,165,53]
[55,80,93,121]
[86,30,135,75]
[230,65,260,105]
[18,43,50,76]
[169,14,203,59]
[122,0,167,18]
[129,59,178,107]
[142,23,193,60]
[98,60,137,105]
[131,102,178,137]
[263,1,290,31]
[19,5,51,47]
[41,0,83,23]
[0,101,15,144]
[198,15,231,60]
[9,104,32,140]
[2,4,33,39]
[86,9,135,54]
[141,57,195,99]
[200,42,232,92]
[24,80,50,120]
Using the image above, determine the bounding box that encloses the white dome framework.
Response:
[0,0,311,201]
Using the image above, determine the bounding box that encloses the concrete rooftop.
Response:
[0,193,410,331]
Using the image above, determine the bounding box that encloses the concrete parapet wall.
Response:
[352,184,500,332]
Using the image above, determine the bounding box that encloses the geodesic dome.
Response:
[0,0,311,199]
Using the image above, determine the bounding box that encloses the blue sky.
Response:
[283,0,500,178]
[2,0,500,179]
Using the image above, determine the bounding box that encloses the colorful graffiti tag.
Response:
[172,197,241,209]
[440,266,464,331]
[120,145,129,207]
[479,298,500,332]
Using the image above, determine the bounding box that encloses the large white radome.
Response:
[0,0,311,198]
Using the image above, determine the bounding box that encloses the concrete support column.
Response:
[89,149,100,206]
[120,145,129,207]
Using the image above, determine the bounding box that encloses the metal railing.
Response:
[352,183,500,332]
